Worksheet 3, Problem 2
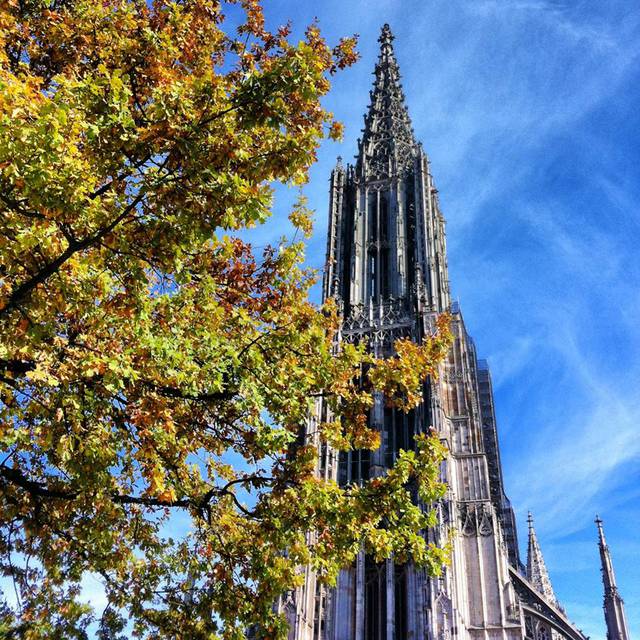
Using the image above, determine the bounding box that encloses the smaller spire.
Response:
[596,516,631,640]
[526,512,559,607]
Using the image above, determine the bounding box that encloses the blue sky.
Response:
[248,0,640,637]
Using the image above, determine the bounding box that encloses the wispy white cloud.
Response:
[510,384,640,535]
[471,0,621,51]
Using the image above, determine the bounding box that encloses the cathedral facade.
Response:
[281,25,630,640]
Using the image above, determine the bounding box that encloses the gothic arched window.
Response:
[524,615,534,639]
[536,625,550,640]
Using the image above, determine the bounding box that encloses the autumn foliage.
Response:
[0,1,452,638]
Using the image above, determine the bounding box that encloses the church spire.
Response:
[526,513,559,607]
[357,24,417,179]
[596,516,631,640]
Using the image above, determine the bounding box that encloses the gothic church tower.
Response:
[283,25,591,640]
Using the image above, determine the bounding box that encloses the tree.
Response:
[0,1,452,638]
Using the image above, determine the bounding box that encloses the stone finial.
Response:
[379,23,395,45]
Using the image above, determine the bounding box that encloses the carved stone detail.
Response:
[459,502,494,537]
[479,507,493,536]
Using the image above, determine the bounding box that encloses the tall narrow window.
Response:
[365,556,386,640]
[349,449,370,484]
[384,407,393,468]
[368,191,377,242]
[313,581,325,639]
[380,192,389,240]
[394,564,408,640]
[381,248,389,298]
[368,251,377,300]
[384,407,417,466]
[338,450,349,485]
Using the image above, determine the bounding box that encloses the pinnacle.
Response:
[596,517,631,640]
[526,513,559,607]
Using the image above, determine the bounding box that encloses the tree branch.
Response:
[0,465,265,514]
[0,191,146,320]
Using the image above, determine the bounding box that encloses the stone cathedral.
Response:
[280,25,631,640]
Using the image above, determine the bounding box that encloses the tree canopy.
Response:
[0,1,452,638]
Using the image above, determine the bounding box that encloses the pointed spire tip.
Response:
[379,23,394,44]
[595,515,606,544]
